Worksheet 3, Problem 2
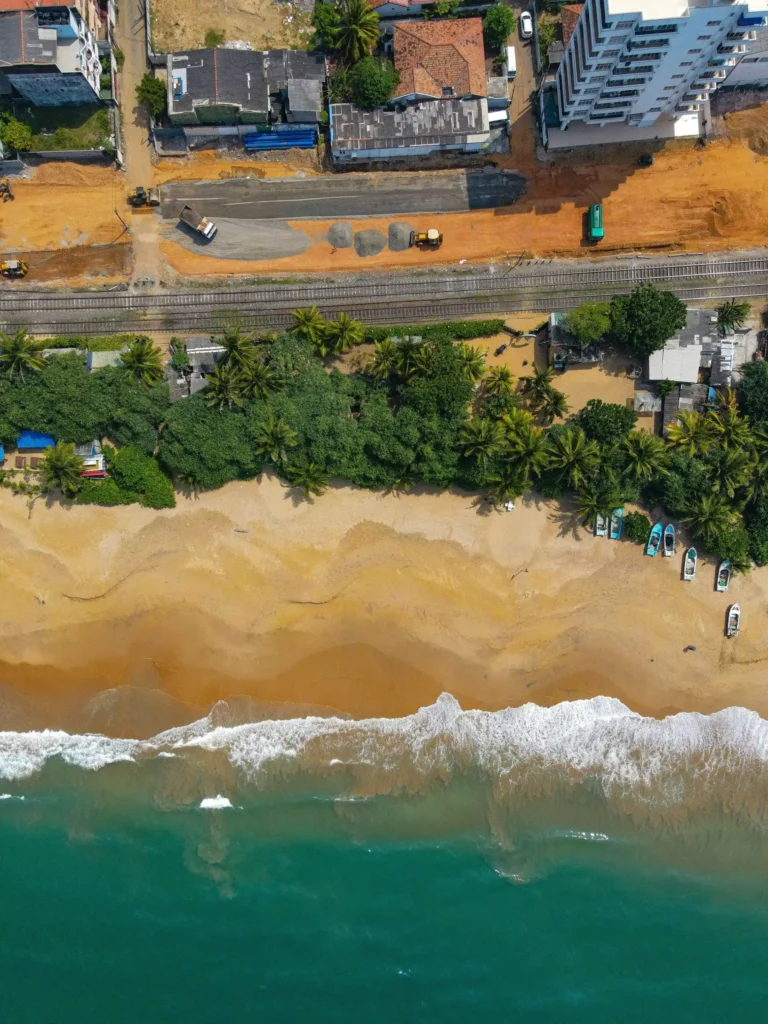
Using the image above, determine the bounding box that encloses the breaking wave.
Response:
[2,694,768,822]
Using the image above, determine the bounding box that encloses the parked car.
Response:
[520,11,533,39]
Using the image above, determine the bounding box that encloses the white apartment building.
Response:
[556,1,768,131]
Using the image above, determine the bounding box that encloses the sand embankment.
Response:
[1,477,767,736]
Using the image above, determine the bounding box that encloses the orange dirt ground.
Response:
[151,149,322,185]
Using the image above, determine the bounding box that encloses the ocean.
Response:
[2,693,768,1022]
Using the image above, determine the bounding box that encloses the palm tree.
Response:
[121,337,164,385]
[537,387,569,425]
[666,410,715,457]
[715,299,750,337]
[335,0,379,63]
[290,306,326,347]
[255,415,298,467]
[243,360,279,401]
[500,407,534,433]
[708,406,752,450]
[394,339,422,381]
[40,442,83,498]
[323,312,364,356]
[458,343,486,384]
[485,463,529,508]
[518,365,556,409]
[574,481,623,527]
[621,430,669,482]
[287,458,329,498]
[681,492,736,549]
[546,426,600,489]
[0,328,46,380]
[483,365,515,400]
[707,446,756,500]
[369,338,399,381]
[459,417,503,466]
[218,326,256,375]
[204,366,245,411]
[502,421,549,479]
[716,386,739,412]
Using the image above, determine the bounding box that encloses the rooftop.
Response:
[393,19,486,100]
[331,97,488,152]
[0,9,56,68]
[561,4,583,49]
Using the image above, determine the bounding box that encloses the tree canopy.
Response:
[483,4,516,48]
[348,56,400,108]
[561,302,611,349]
[135,72,166,117]
[609,283,687,357]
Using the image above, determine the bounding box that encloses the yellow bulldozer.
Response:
[410,228,443,249]
[0,259,28,278]
[127,186,160,208]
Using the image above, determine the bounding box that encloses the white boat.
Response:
[716,561,731,593]
[726,603,740,638]
[683,547,697,581]
[595,513,608,537]
[663,524,675,557]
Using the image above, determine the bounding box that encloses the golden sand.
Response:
[1,475,767,735]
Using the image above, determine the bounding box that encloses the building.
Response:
[720,24,768,84]
[166,47,325,127]
[0,3,102,106]
[86,349,124,371]
[331,18,505,163]
[547,311,605,370]
[646,308,758,386]
[554,1,768,136]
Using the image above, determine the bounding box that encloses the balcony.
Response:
[728,30,756,42]
[717,43,747,55]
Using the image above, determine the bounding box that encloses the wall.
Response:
[725,50,768,86]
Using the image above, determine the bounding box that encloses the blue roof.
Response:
[0,444,4,462]
[17,430,55,450]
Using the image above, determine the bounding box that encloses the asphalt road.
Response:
[160,169,527,221]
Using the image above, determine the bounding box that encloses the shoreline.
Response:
[2,475,768,735]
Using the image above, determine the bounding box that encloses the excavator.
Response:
[0,259,28,278]
[127,186,160,208]
[410,228,443,249]
[0,178,14,202]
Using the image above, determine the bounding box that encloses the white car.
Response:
[520,10,533,39]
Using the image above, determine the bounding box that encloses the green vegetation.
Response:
[0,115,32,153]
[561,302,610,349]
[204,28,225,47]
[335,0,380,63]
[623,511,652,545]
[78,446,175,509]
[348,56,400,108]
[424,0,460,18]
[136,73,166,118]
[716,299,751,337]
[40,442,84,498]
[483,4,517,49]
[538,13,558,66]
[609,283,687,358]
[1,104,112,151]
[42,333,144,352]
[313,0,341,49]
[574,399,636,445]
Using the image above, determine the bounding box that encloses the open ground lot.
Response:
[149,0,313,54]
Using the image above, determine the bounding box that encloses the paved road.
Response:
[160,170,527,221]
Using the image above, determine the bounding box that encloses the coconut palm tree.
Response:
[715,299,750,337]
[537,387,569,425]
[546,426,600,490]
[666,410,716,457]
[681,492,736,549]
[483,365,515,400]
[500,407,534,433]
[121,337,164,385]
[485,462,529,508]
[323,312,364,356]
[218,327,257,375]
[0,328,46,380]
[394,339,422,381]
[39,442,83,498]
[369,338,399,381]
[243,360,279,401]
[707,445,756,500]
[459,417,503,466]
[287,457,329,498]
[708,406,752,450]
[255,415,298,467]
[290,306,326,347]
[204,366,246,411]
[574,481,624,527]
[518,365,556,410]
[716,386,739,412]
[458,343,486,384]
[621,430,669,482]
[335,0,379,63]
[502,421,549,480]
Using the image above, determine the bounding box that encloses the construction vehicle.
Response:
[179,204,217,240]
[0,177,14,202]
[127,186,160,207]
[0,259,28,278]
[410,228,443,249]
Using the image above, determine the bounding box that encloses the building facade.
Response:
[556,1,768,132]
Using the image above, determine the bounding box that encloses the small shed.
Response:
[87,350,125,372]
[17,430,55,451]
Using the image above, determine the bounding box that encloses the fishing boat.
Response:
[646,522,662,556]
[683,546,697,581]
[609,507,623,540]
[716,560,732,593]
[663,523,676,557]
[595,513,608,538]
[726,603,740,638]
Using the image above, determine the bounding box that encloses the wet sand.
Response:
[1,476,767,736]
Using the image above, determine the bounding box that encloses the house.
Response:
[14,429,54,469]
[547,311,605,371]
[331,18,503,163]
[646,308,759,387]
[0,3,102,106]
[166,47,326,127]
[165,336,226,402]
[75,438,106,476]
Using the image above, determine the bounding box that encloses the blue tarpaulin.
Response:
[17,430,55,450]
[0,444,4,462]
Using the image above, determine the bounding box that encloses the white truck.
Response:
[179,204,217,240]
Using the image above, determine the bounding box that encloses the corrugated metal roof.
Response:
[647,342,702,383]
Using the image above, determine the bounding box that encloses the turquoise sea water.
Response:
[3,694,768,1022]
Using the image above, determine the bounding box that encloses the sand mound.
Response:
[29,163,120,188]
[354,229,386,258]
[328,222,353,248]
[388,223,414,252]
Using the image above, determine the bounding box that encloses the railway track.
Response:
[2,254,767,334]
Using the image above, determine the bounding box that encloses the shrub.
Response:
[136,72,166,117]
[0,116,33,153]
[483,4,516,49]
[623,511,651,545]
[739,361,768,424]
[348,56,399,108]
[204,28,225,46]
[574,399,637,444]
[312,0,340,49]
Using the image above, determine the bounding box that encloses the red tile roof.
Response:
[561,4,584,49]
[0,0,66,9]
[393,18,486,100]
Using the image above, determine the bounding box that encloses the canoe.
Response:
[726,603,740,638]
[646,522,662,556]
[683,547,697,581]
[716,560,731,593]
[595,513,608,538]
[663,523,675,557]
[610,507,623,540]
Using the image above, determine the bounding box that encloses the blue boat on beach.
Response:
[610,508,623,540]
[646,522,663,556]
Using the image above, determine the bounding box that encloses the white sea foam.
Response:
[1,695,768,816]
[200,795,234,810]
[0,793,24,801]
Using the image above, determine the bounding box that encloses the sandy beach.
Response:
[1,473,767,736]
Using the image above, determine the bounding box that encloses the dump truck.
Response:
[127,186,160,207]
[410,228,443,249]
[179,204,217,240]
[0,259,28,278]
